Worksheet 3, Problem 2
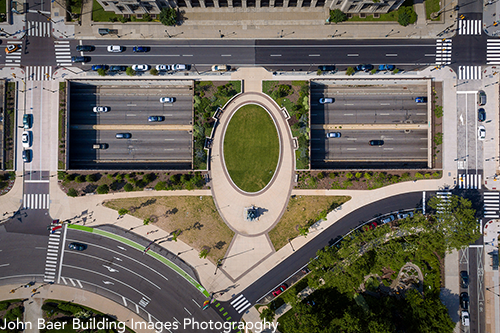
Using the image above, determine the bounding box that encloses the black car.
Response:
[71,56,89,63]
[478,108,486,122]
[318,65,335,71]
[76,45,94,52]
[460,292,469,310]
[369,140,384,146]
[356,64,374,72]
[68,242,87,251]
[116,133,132,139]
[22,149,32,163]
[109,66,127,72]
[460,271,469,288]
[148,116,165,122]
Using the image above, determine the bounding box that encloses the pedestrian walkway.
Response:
[435,191,452,213]
[5,41,22,67]
[486,39,500,64]
[458,66,482,80]
[484,192,500,219]
[435,39,452,65]
[26,21,51,37]
[230,294,252,314]
[23,193,50,209]
[54,41,72,67]
[458,19,482,35]
[457,173,482,189]
[44,230,61,282]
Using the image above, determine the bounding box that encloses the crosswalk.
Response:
[458,173,482,189]
[435,191,451,214]
[26,66,53,81]
[60,277,83,288]
[23,193,50,209]
[458,66,482,80]
[5,41,22,67]
[484,192,500,219]
[138,296,151,308]
[44,230,61,282]
[435,39,452,65]
[55,41,72,67]
[230,294,252,314]
[26,20,51,37]
[458,20,482,35]
[487,39,500,64]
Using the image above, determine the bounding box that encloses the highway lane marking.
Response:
[0,263,9,268]
[383,148,394,150]
[420,137,427,140]
[270,54,282,57]
[56,226,68,285]
[424,54,435,56]
[192,299,201,307]
[344,104,354,106]
[416,113,426,115]
[165,139,175,141]
[221,54,232,57]
[379,113,390,115]
[380,103,391,105]
[136,304,139,314]
[347,138,357,140]
[182,55,193,57]
[35,247,47,249]
[173,317,181,324]
[385,54,398,56]
[420,147,428,150]
[309,54,320,57]
[69,278,76,286]
[344,113,354,115]
[77,280,83,288]
[347,148,357,150]
[347,54,359,57]
[184,307,192,315]
[122,297,127,306]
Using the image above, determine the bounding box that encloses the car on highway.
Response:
[5,44,19,53]
[68,242,87,251]
[379,215,395,224]
[272,284,287,297]
[22,131,32,148]
[318,65,335,71]
[92,143,109,149]
[461,310,470,327]
[460,292,469,310]
[107,45,123,52]
[133,46,149,52]
[156,65,171,71]
[478,90,486,106]
[319,98,334,104]
[71,56,89,63]
[460,270,469,288]
[23,114,33,129]
[378,64,395,71]
[160,97,175,103]
[211,64,229,72]
[91,64,109,71]
[93,106,108,113]
[109,66,127,72]
[478,125,486,140]
[22,149,32,163]
[76,45,94,52]
[369,140,384,146]
[478,108,486,122]
[116,133,132,139]
[356,64,374,72]
[326,132,341,138]
[172,64,189,71]
[148,116,165,122]
[415,97,427,103]
[132,64,150,71]
[397,211,414,220]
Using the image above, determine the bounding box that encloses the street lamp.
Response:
[165,29,172,38]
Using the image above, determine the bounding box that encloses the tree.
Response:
[124,183,133,192]
[259,307,275,322]
[159,8,177,26]
[67,188,78,197]
[118,208,129,216]
[126,67,136,76]
[330,9,347,23]
[85,174,97,182]
[75,175,86,183]
[199,248,209,259]
[97,68,107,76]
[150,68,159,76]
[398,6,417,27]
[96,184,109,194]
[346,67,355,76]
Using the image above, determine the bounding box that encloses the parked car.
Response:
[478,125,486,140]
[91,64,108,71]
[172,64,189,71]
[460,292,469,310]
[415,97,428,103]
[379,215,395,224]
[132,64,150,71]
[356,64,374,72]
[478,90,486,106]
[23,114,33,129]
[478,108,486,122]
[22,131,32,148]
[369,140,384,146]
[5,44,19,54]
[92,143,109,149]
[212,64,229,72]
[71,56,89,63]
[107,45,123,53]
[68,242,87,251]
[22,149,32,163]
[93,106,108,113]
[116,133,131,139]
[76,45,94,52]
[461,310,470,327]
[160,97,175,103]
[133,46,149,52]
[272,284,288,297]
[397,211,414,220]
[326,132,341,138]
[318,65,335,71]
[378,64,395,71]
[319,98,334,104]
[109,66,127,72]
[148,116,165,122]
[460,271,469,288]
[156,65,171,71]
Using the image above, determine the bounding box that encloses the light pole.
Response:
[165,29,172,38]
[288,238,295,251]
[385,29,393,37]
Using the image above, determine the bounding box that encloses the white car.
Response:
[478,125,486,140]
[397,211,414,220]
[211,64,228,72]
[107,45,123,53]
[93,106,108,113]
[22,131,32,148]
[319,98,334,104]
[132,64,150,71]
[160,97,175,103]
[172,64,188,71]
[461,311,470,327]
[156,65,171,71]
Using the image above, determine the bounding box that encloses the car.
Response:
[148,116,165,122]
[356,64,374,72]
[460,292,469,310]
[369,140,384,146]
[461,310,470,327]
[478,108,486,122]
[5,44,19,54]
[326,132,341,138]
[76,45,94,52]
[23,114,33,129]
[92,143,109,149]
[91,64,109,71]
[22,149,32,163]
[172,64,189,71]
[478,125,486,140]
[397,211,414,220]
[116,133,131,139]
[319,98,334,104]
[132,64,150,71]
[68,242,87,251]
[415,97,428,103]
[272,284,287,297]
[93,106,108,113]
[211,64,229,72]
[318,65,336,71]
[379,215,395,224]
[71,56,89,63]
[478,90,486,106]
[107,45,123,53]
[133,46,149,52]
[156,65,171,71]
[160,97,175,103]
[460,271,469,288]
[22,131,32,148]
[109,66,127,72]
[378,64,395,71]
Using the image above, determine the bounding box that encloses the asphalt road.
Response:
[456,91,483,174]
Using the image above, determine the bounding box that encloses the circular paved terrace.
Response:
[210,91,295,236]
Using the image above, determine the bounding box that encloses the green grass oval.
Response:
[224,104,279,193]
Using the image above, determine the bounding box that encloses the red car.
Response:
[272,284,288,297]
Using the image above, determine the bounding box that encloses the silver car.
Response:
[319,98,334,104]
[160,97,175,103]
[156,65,171,71]
[172,64,188,71]
[132,64,150,71]
[93,106,109,113]
[478,125,486,140]
[107,45,123,52]
[22,131,32,148]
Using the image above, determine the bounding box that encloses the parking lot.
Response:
[68,80,193,170]
[310,79,431,169]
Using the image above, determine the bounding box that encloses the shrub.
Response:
[398,6,417,26]
[116,173,124,181]
[58,171,67,180]
[85,174,97,182]
[370,68,377,75]
[97,68,107,76]
[330,9,347,23]
[124,183,133,192]
[317,172,325,179]
[355,172,362,178]
[143,173,155,183]
[434,132,443,146]
[118,208,129,216]
[65,173,76,181]
[345,172,353,179]
[393,68,400,74]
[346,67,355,76]
[435,105,443,118]
[155,181,166,191]
[0,301,10,311]
[67,188,78,197]
[75,175,86,183]
[96,184,109,194]
[159,7,177,26]
[317,69,322,76]
[415,172,424,179]
[199,248,210,259]
[126,67,135,76]
[329,172,337,179]
[150,68,159,76]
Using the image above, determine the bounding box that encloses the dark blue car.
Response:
[133,46,149,52]
[91,64,109,71]
[109,66,127,72]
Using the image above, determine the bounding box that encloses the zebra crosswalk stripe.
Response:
[27,21,51,37]
[5,41,22,66]
[26,66,53,81]
[44,231,61,282]
[55,41,72,66]
[435,39,452,65]
[458,66,482,80]
[230,294,252,313]
[23,193,50,209]
[459,20,482,35]
[458,174,481,189]
[487,39,500,64]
